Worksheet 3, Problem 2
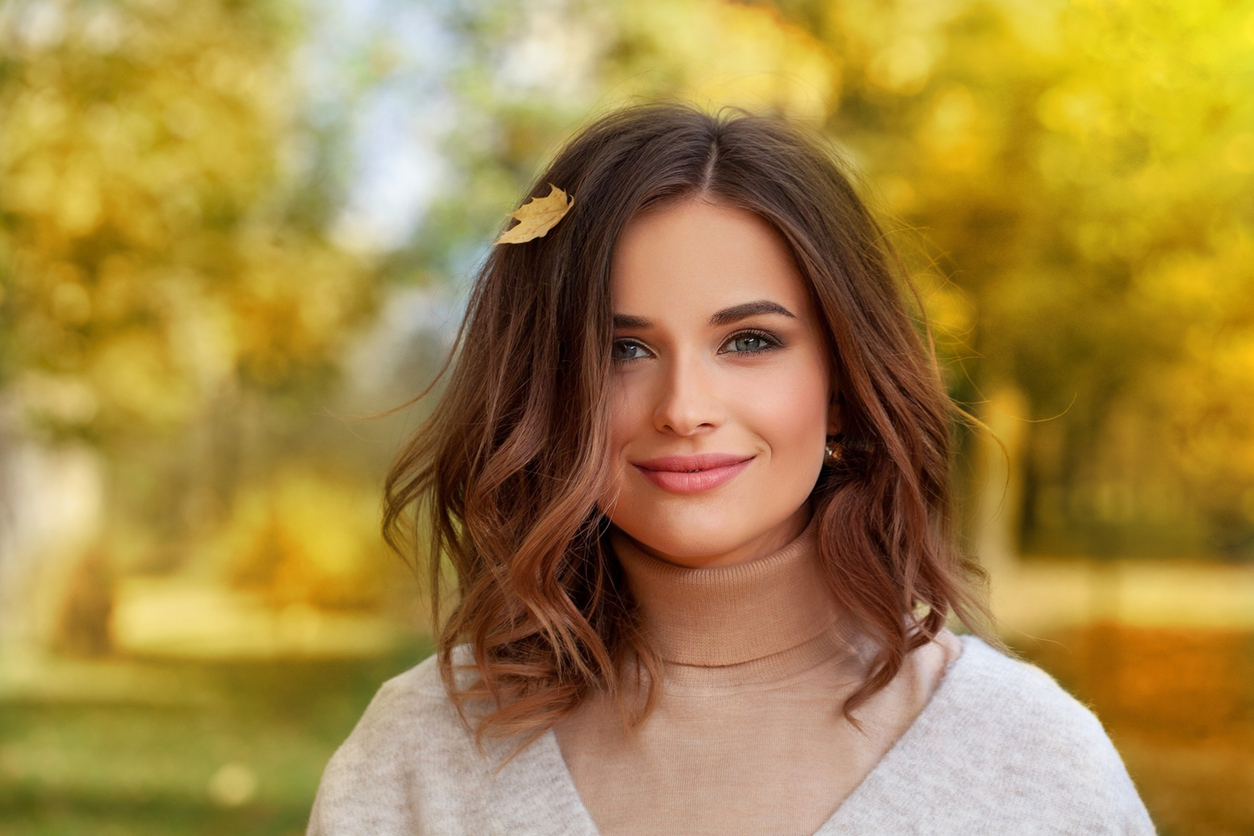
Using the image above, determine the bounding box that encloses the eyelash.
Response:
[611,329,783,363]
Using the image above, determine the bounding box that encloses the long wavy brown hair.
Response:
[383,102,994,754]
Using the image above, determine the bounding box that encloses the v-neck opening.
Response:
[512,635,980,836]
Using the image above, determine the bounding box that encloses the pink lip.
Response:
[633,453,755,495]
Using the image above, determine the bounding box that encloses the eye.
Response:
[721,329,781,355]
[611,338,651,363]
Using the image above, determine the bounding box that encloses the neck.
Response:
[610,514,847,667]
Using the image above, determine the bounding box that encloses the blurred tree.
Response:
[0,0,374,446]
[0,0,382,641]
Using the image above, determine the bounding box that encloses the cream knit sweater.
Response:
[308,524,1156,836]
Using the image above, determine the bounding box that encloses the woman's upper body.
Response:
[306,518,1155,836]
[320,103,1157,835]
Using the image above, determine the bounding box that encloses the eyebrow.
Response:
[612,300,797,330]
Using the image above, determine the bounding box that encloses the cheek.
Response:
[608,377,637,449]
[750,367,830,454]
[604,378,640,492]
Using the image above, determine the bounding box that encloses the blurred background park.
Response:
[0,0,1252,833]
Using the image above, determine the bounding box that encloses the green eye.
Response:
[612,339,649,362]
[722,330,780,354]
[731,335,766,352]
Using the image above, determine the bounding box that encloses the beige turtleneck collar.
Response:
[556,518,961,836]
[608,516,853,669]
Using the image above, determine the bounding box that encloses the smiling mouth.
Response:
[633,456,755,494]
[633,453,754,472]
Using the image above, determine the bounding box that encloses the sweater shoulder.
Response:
[333,649,471,744]
[833,637,1156,834]
[913,635,1156,832]
[307,647,493,836]
[947,636,1112,743]
[369,648,466,708]
[337,643,486,730]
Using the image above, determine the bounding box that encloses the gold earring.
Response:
[823,438,843,467]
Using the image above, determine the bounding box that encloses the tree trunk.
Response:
[972,386,1028,581]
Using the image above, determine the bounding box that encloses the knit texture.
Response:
[307,635,1156,835]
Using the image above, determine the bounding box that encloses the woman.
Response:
[308,104,1155,835]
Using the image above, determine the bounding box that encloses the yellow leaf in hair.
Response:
[494,185,573,244]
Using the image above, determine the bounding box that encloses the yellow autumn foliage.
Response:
[217,471,393,612]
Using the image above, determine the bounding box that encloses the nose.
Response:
[652,351,725,436]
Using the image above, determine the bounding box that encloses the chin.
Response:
[644,530,746,562]
[614,504,778,564]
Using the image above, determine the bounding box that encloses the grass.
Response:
[0,638,434,836]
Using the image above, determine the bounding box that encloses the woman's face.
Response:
[603,198,839,569]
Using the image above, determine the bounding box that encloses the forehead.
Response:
[610,199,813,318]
